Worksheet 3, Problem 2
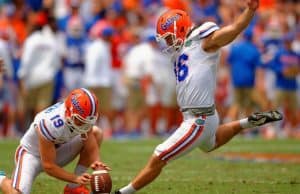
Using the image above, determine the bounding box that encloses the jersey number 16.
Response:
[174,54,189,82]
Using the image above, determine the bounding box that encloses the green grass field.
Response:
[1,137,300,194]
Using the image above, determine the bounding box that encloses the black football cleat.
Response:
[248,110,283,126]
[112,191,122,194]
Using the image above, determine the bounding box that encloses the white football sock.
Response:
[119,183,136,194]
[67,165,87,188]
[239,118,256,129]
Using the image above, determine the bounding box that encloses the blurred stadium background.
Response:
[0,0,299,139]
[0,0,300,193]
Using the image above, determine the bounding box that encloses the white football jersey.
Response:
[173,22,220,109]
[21,102,80,156]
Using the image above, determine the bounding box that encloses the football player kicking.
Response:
[114,0,283,193]
[0,88,110,194]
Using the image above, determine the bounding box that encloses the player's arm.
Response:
[83,130,101,161]
[202,0,259,52]
[36,125,90,184]
[84,128,111,171]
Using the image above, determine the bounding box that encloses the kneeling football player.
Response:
[0,88,110,194]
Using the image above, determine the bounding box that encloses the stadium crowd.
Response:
[0,0,299,139]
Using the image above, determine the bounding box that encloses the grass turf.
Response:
[0,137,300,194]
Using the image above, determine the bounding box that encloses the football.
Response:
[90,170,112,194]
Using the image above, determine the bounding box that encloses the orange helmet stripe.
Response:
[80,88,97,117]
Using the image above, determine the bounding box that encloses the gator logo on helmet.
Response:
[161,14,180,31]
[71,94,85,115]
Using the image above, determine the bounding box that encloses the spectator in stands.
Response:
[162,0,190,12]
[17,12,62,129]
[270,32,300,137]
[57,0,82,33]
[0,33,14,137]
[142,33,177,136]
[259,18,283,111]
[0,29,14,137]
[226,29,264,122]
[292,28,300,54]
[191,0,221,25]
[84,0,110,33]
[122,28,147,137]
[0,2,27,48]
[62,15,86,94]
[83,25,114,137]
[0,31,12,76]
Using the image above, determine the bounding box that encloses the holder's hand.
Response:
[90,161,111,171]
[75,173,91,185]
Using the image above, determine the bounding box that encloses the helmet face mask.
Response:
[66,113,96,135]
[156,32,183,53]
[65,88,99,135]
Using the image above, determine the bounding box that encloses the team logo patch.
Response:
[161,14,180,31]
[184,40,192,47]
[195,118,205,126]
[71,94,85,115]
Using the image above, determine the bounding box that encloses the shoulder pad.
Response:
[38,119,57,142]
[187,22,219,40]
